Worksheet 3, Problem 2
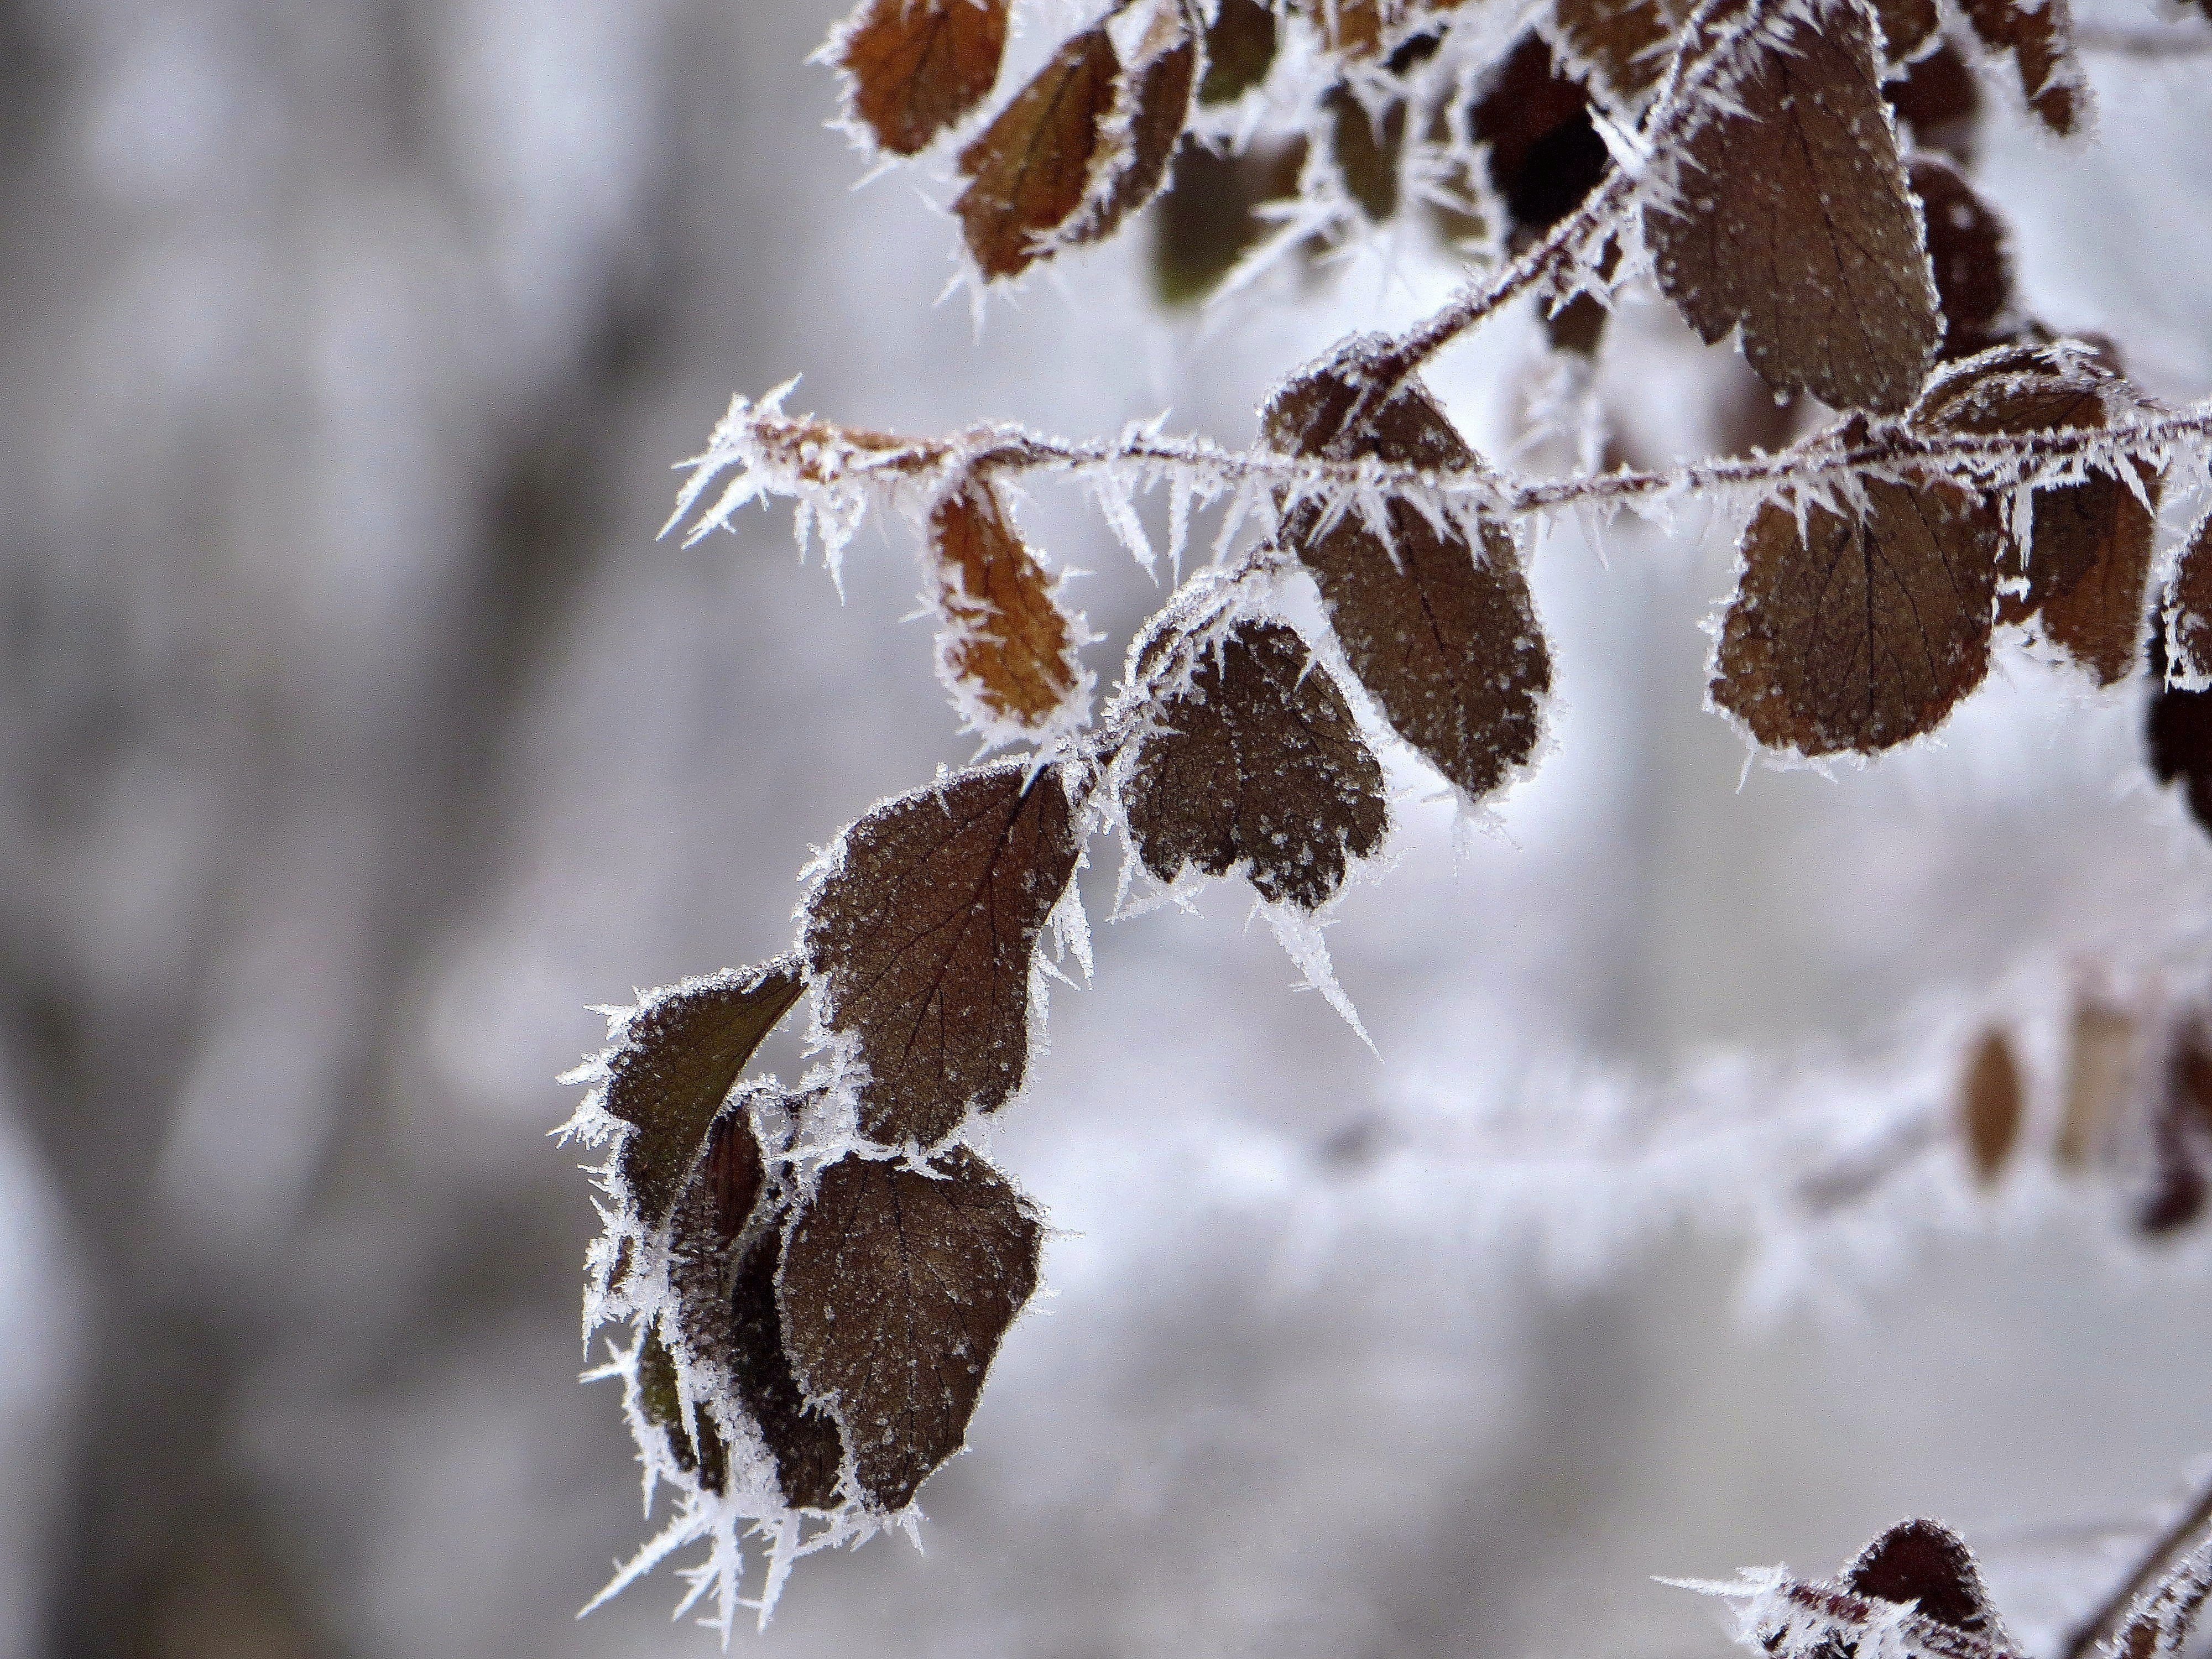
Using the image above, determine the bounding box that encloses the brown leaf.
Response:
[1886,37,1981,164]
[1712,481,2000,755]
[1152,136,1307,304]
[1124,620,1389,909]
[834,0,1011,158]
[1199,0,1279,102]
[930,478,1082,732]
[1262,341,1552,801]
[1470,33,1613,243]
[1908,155,2012,361]
[1326,85,1406,221]
[2059,1000,2137,1170]
[599,963,805,1234]
[2167,509,2212,681]
[1076,3,1201,244]
[728,1223,848,1507]
[805,764,1082,1145]
[1647,0,1939,414]
[2149,678,2212,838]
[1958,1027,2023,1185]
[1957,0,2083,135]
[1549,0,1691,106]
[1846,1520,2009,1638]
[1871,0,1939,60]
[781,1147,1041,1512]
[637,1328,730,1493]
[955,28,1120,280]
[2142,1023,2212,1235]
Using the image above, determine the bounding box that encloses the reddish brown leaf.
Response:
[1886,36,1981,164]
[834,0,1010,158]
[1712,481,2000,756]
[1262,342,1552,801]
[2167,510,2212,681]
[781,1147,1041,1512]
[1549,0,1691,106]
[599,963,805,1234]
[727,1220,847,1508]
[1958,1028,2024,1186]
[1957,0,2083,135]
[1908,156,2012,361]
[1124,620,1389,909]
[1076,3,1201,244]
[1647,0,1939,414]
[805,764,1082,1146]
[1872,0,1940,59]
[1471,33,1613,243]
[955,28,1120,279]
[1846,1520,2008,1637]
[930,478,1082,733]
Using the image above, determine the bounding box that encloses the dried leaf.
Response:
[2059,1000,2137,1170]
[1886,36,1981,164]
[781,1147,1042,1511]
[2149,678,2212,837]
[1199,0,1279,102]
[1647,0,1939,414]
[1712,481,2000,756]
[1076,2,1201,246]
[1124,620,1389,909]
[637,1327,729,1491]
[930,478,1082,732]
[1958,1028,2023,1185]
[728,1224,847,1507]
[1846,1520,2010,1638]
[1326,85,1406,221]
[1471,33,1613,243]
[1262,342,1553,801]
[2167,510,2212,681]
[1957,0,2084,135]
[833,0,1011,158]
[2141,1020,2212,1234]
[955,28,1120,279]
[1908,156,2012,361]
[1549,0,1691,106]
[805,764,1082,1146]
[1152,137,1306,304]
[601,963,805,1234]
[1872,0,1939,59]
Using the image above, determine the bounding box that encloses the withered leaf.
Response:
[1647,0,1939,414]
[601,962,805,1234]
[781,1147,1041,1512]
[1958,1028,2023,1186]
[2142,1020,2212,1233]
[637,1327,729,1492]
[1846,1519,2008,1637]
[1908,156,2011,361]
[1077,3,1201,244]
[1549,0,1691,107]
[805,763,1082,1145]
[1886,37,1981,164]
[1871,0,1939,60]
[1199,0,1278,102]
[1262,342,1552,801]
[2150,676,2212,839]
[1123,620,1389,910]
[729,1224,847,1507]
[1152,136,1306,304]
[1712,482,2000,756]
[930,478,1082,732]
[1326,85,1406,221]
[834,0,1011,158]
[955,28,1120,280]
[1957,0,2083,136]
[1471,33,1613,243]
[2166,510,2212,681]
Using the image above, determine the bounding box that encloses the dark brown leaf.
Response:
[781,1147,1042,1512]
[728,1225,848,1507]
[1199,0,1278,102]
[1124,620,1389,909]
[1712,482,2000,755]
[1262,341,1552,801]
[1957,0,2083,135]
[1471,33,1612,243]
[834,0,1011,158]
[1958,1028,2023,1185]
[2150,679,2212,839]
[1075,1,1201,245]
[2141,1028,2212,1236]
[637,1328,730,1493]
[1549,0,1691,106]
[2167,510,2212,681]
[930,478,1082,732]
[1846,1519,2007,1636]
[1872,0,1939,60]
[1886,36,1981,164]
[1326,85,1406,220]
[1152,136,1306,304]
[1908,155,2012,361]
[805,764,1082,1145]
[1647,0,1939,414]
[954,28,1120,280]
[600,963,805,1234]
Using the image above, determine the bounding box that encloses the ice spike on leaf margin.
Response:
[1122,618,1389,911]
[829,0,1011,159]
[780,1146,1042,1512]
[1261,336,1552,803]
[1711,475,2000,758]
[804,761,1083,1147]
[1647,0,1939,415]
[1547,0,1692,109]
[586,961,805,1236]
[929,477,1086,736]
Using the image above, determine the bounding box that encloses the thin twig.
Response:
[2059,1473,2212,1659]
[2073,23,2212,58]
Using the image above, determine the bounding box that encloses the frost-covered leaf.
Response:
[1712,481,1999,757]
[598,963,805,1234]
[727,1220,848,1507]
[954,28,1121,279]
[930,477,1084,734]
[1957,0,2083,136]
[1888,36,1981,164]
[1262,339,1552,802]
[2167,510,2212,681]
[638,1327,729,1491]
[1124,619,1389,910]
[781,1147,1042,1512]
[1647,0,1939,414]
[832,0,1010,158]
[1872,0,1939,60]
[1472,33,1613,242]
[1550,0,1690,107]
[1846,1518,2010,1639]
[1199,0,1277,101]
[2140,1024,2212,1235]
[2150,676,2212,838]
[1909,156,2012,362]
[1076,1,1201,246]
[805,764,1082,1146]
[1152,137,1306,304]
[1958,1029,2023,1186]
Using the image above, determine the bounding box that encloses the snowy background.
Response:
[2,1,2210,1655]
